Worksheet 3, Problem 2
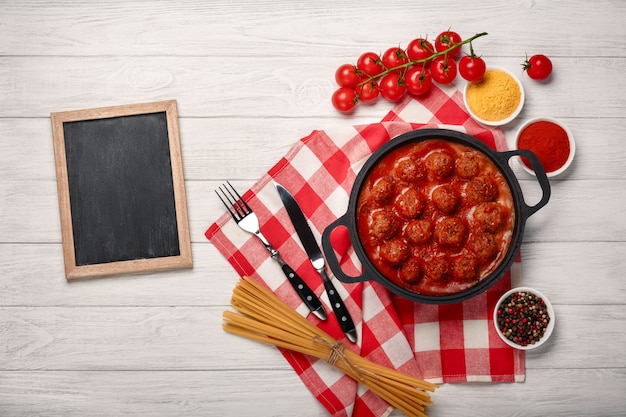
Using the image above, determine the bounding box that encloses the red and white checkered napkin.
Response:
[206,85,525,417]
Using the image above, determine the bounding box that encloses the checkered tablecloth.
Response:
[206,84,525,417]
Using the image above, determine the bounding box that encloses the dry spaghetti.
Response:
[223,277,437,417]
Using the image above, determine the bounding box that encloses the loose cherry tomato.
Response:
[435,30,462,57]
[332,87,357,113]
[430,56,457,84]
[523,54,553,80]
[406,38,434,62]
[379,72,406,102]
[357,52,384,77]
[357,80,380,103]
[459,55,486,82]
[335,64,361,88]
[382,46,408,72]
[404,65,432,96]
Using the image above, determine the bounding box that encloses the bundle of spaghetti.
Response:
[223,277,438,417]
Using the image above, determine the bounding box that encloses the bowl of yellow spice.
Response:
[463,67,525,126]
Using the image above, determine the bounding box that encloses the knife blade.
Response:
[274,181,358,344]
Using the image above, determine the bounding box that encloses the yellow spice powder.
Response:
[466,69,521,121]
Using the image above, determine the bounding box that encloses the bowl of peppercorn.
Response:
[494,287,555,350]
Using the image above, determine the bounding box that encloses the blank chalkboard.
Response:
[51,100,192,279]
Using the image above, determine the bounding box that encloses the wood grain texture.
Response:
[0,305,623,371]
[1,0,625,416]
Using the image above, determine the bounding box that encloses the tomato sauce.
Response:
[356,139,515,296]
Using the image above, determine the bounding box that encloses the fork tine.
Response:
[216,181,254,223]
[215,186,240,221]
[224,181,251,217]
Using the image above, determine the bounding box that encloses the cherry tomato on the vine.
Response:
[382,46,408,72]
[430,56,457,84]
[379,72,406,102]
[435,30,462,58]
[523,54,553,80]
[357,52,384,77]
[459,55,486,82]
[404,65,432,96]
[335,64,361,88]
[406,38,434,62]
[357,80,380,103]
[331,87,357,113]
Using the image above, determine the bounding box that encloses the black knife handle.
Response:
[280,263,327,320]
[321,270,357,343]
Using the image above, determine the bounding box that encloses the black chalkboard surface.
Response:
[51,100,192,279]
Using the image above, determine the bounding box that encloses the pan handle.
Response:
[321,215,372,284]
[499,149,551,218]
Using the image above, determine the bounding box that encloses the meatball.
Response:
[380,239,410,266]
[466,175,498,204]
[468,232,498,262]
[395,157,425,183]
[405,219,433,245]
[473,202,504,233]
[456,152,481,179]
[452,254,479,282]
[399,257,422,284]
[425,151,454,179]
[371,176,395,204]
[369,209,399,240]
[432,184,458,214]
[395,188,425,219]
[434,217,468,248]
[423,256,450,283]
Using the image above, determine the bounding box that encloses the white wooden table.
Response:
[1,1,625,415]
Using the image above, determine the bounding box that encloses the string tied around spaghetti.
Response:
[313,336,379,382]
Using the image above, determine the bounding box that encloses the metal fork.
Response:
[216,181,327,321]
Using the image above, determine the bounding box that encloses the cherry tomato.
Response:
[382,46,408,72]
[404,65,432,96]
[459,55,486,82]
[332,87,357,113]
[357,52,384,77]
[406,38,434,62]
[430,56,457,84]
[379,72,407,102]
[335,64,361,88]
[523,54,553,80]
[357,80,380,103]
[435,30,462,58]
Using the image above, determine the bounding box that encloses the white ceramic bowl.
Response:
[514,117,576,178]
[463,67,525,126]
[493,286,555,351]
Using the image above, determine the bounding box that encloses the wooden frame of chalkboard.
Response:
[51,100,192,280]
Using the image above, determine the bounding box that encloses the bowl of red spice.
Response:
[515,117,575,177]
[494,287,555,351]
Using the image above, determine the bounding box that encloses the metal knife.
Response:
[274,181,358,343]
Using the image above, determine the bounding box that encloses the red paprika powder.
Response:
[517,120,570,173]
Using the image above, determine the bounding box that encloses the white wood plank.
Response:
[0,368,623,417]
[0,243,237,307]
[1,0,623,58]
[0,305,623,371]
[0,306,285,371]
[427,368,626,417]
[1,56,625,119]
[0,369,328,417]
